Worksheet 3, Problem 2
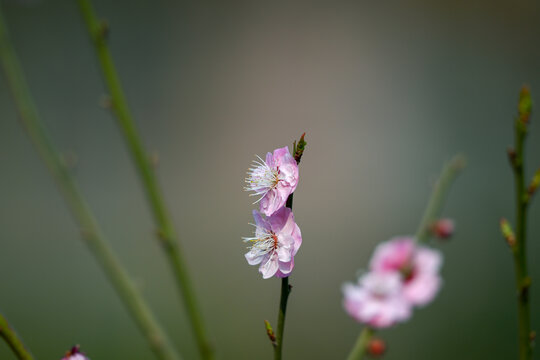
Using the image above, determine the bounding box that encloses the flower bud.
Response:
[367,338,386,357]
[431,218,455,239]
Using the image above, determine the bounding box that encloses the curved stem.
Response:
[0,313,33,360]
[0,8,180,360]
[415,154,466,242]
[346,327,373,360]
[76,1,213,359]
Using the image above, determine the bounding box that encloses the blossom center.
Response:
[244,155,280,203]
[243,226,279,258]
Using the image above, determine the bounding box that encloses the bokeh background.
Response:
[1,0,540,359]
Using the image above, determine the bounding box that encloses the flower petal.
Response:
[259,254,279,279]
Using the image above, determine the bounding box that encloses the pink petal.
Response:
[259,254,279,279]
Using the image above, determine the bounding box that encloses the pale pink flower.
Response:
[343,271,412,328]
[61,346,89,360]
[245,146,299,216]
[243,207,302,279]
[370,236,443,307]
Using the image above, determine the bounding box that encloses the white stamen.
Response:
[244,154,280,203]
[242,223,278,258]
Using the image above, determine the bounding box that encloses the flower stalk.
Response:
[0,312,33,360]
[76,1,213,359]
[273,134,306,360]
[415,154,466,243]
[503,87,534,360]
[346,327,374,360]
[0,7,180,360]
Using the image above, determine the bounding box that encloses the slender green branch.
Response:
[274,276,291,360]
[0,313,33,360]
[75,1,213,359]
[346,327,374,360]
[274,194,294,360]
[415,154,466,242]
[0,8,180,360]
[507,87,533,360]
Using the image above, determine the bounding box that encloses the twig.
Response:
[505,87,533,360]
[76,2,213,358]
[0,312,33,360]
[415,154,466,242]
[0,7,180,360]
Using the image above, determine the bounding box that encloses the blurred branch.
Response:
[346,327,374,360]
[76,1,213,359]
[415,154,466,242]
[0,7,180,360]
[0,312,33,360]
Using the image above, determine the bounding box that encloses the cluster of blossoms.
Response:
[343,236,443,328]
[243,146,302,279]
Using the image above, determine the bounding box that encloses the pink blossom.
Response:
[343,271,412,328]
[243,207,302,279]
[370,236,443,307]
[61,346,89,360]
[245,146,299,216]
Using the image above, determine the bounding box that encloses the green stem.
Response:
[0,8,180,360]
[274,276,291,360]
[0,313,33,360]
[415,154,466,242]
[76,1,213,359]
[346,327,374,360]
[274,193,294,360]
[511,116,532,360]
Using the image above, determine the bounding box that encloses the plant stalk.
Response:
[0,313,33,360]
[0,7,180,360]
[273,134,305,360]
[76,1,213,359]
[346,327,374,360]
[510,89,532,360]
[415,154,466,242]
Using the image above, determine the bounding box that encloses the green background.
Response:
[1,0,539,359]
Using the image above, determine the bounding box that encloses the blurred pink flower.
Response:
[245,146,299,216]
[343,271,412,328]
[370,236,443,307]
[61,346,89,360]
[243,207,302,279]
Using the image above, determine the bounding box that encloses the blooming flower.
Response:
[61,346,89,360]
[370,236,443,307]
[243,207,302,279]
[342,271,412,328]
[245,146,299,216]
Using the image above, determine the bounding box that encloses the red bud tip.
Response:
[367,338,386,357]
[431,218,455,239]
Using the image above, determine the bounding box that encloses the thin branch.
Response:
[415,154,466,242]
[76,2,213,358]
[346,327,374,360]
[0,313,33,360]
[506,86,533,360]
[0,7,180,360]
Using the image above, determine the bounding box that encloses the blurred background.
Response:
[1,0,540,359]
